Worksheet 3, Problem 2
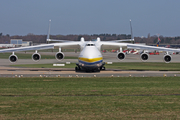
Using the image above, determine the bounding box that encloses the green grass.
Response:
[11,62,180,71]
[0,53,77,59]
[105,62,180,71]
[0,77,180,119]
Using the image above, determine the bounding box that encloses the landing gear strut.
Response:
[75,64,81,72]
[75,62,106,72]
[100,62,106,70]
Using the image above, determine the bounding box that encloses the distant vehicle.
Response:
[102,50,106,53]
[149,52,160,55]
[123,49,138,54]
[111,49,118,53]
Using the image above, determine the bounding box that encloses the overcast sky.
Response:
[0,0,180,37]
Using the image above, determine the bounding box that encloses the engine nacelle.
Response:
[32,53,41,62]
[117,52,126,60]
[140,53,149,62]
[55,52,64,61]
[9,54,18,63]
[163,54,172,63]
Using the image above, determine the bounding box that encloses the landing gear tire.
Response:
[95,68,100,72]
[75,67,81,72]
[75,67,78,71]
[75,67,79,72]
[100,67,105,70]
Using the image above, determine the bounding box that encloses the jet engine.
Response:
[117,52,126,60]
[55,52,64,61]
[163,54,172,63]
[9,54,18,63]
[32,53,41,62]
[140,53,149,62]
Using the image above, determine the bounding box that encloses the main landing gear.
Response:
[75,66,81,72]
[100,66,105,70]
[75,63,106,72]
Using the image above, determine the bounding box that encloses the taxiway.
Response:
[0,52,180,77]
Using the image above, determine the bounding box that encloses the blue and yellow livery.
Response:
[78,57,103,65]
[76,42,105,71]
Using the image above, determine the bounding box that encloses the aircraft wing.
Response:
[47,39,71,43]
[0,44,54,53]
[0,41,81,53]
[53,42,81,49]
[127,44,180,52]
[111,39,134,43]
[100,41,128,50]
[101,42,180,52]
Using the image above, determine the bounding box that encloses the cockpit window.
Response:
[86,44,95,46]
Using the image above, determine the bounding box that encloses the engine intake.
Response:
[163,54,171,63]
[32,53,41,62]
[9,54,18,63]
[55,52,64,61]
[117,52,126,60]
[140,53,149,62]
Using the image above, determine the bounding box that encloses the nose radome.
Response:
[79,45,102,60]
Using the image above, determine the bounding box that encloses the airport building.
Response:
[10,39,33,47]
[0,39,33,48]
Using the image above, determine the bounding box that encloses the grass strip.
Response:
[11,62,180,71]
[0,77,180,119]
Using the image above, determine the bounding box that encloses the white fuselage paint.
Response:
[77,41,103,70]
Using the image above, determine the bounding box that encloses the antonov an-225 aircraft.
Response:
[0,20,180,72]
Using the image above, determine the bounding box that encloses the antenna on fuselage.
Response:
[47,19,51,44]
[130,19,134,44]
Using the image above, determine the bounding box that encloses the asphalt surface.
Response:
[0,52,180,77]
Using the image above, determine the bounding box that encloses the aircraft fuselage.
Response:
[76,42,105,72]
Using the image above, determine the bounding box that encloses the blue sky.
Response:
[0,0,180,37]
